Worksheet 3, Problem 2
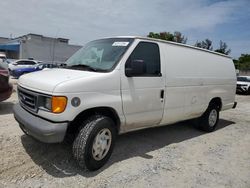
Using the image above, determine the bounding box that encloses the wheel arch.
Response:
[208,97,222,111]
[66,106,121,139]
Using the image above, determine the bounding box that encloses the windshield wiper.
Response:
[66,64,102,72]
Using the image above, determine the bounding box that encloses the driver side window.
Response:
[126,42,161,76]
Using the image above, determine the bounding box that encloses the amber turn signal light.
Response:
[52,96,67,113]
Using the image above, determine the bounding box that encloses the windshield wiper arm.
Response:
[66,64,99,72]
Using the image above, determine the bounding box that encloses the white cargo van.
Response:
[13,37,237,170]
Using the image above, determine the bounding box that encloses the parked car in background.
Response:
[38,63,60,70]
[0,53,12,64]
[5,59,16,64]
[11,63,59,78]
[0,58,8,69]
[237,76,250,94]
[8,59,42,72]
[0,52,7,62]
[0,59,13,102]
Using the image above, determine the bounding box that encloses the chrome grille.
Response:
[18,87,38,112]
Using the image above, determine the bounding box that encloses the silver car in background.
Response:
[8,59,42,72]
[237,76,250,94]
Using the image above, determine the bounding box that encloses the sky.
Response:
[1,0,250,59]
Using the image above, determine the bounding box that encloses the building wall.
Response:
[19,34,82,62]
[0,37,10,44]
[0,37,19,59]
[7,51,19,59]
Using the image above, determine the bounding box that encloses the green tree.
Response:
[148,31,187,44]
[214,40,231,55]
[195,39,213,50]
[237,54,250,70]
[147,32,161,39]
[148,32,174,41]
[173,31,187,44]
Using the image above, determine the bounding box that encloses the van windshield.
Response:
[65,38,134,72]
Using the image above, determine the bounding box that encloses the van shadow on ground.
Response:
[21,119,234,178]
[0,102,15,115]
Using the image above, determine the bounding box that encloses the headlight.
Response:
[39,96,52,111]
[39,96,67,113]
[44,97,52,110]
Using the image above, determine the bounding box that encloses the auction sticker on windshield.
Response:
[112,42,129,46]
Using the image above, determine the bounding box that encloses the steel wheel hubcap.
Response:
[92,128,112,161]
[209,109,217,127]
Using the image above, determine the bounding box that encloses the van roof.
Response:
[102,36,231,59]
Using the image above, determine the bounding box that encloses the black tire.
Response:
[194,103,219,132]
[72,115,116,171]
[63,133,75,145]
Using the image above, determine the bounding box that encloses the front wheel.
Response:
[72,115,116,171]
[194,104,219,132]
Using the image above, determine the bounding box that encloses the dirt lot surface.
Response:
[0,80,250,188]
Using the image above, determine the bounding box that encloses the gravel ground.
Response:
[0,80,249,188]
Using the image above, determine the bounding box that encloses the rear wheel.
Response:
[194,103,219,132]
[72,115,116,171]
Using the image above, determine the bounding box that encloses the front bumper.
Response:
[13,103,68,143]
[10,70,22,78]
[236,85,249,93]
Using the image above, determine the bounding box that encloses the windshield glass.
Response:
[237,77,250,82]
[65,38,134,72]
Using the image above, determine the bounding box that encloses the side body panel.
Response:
[160,42,236,125]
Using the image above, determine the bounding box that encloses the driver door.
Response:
[121,41,165,130]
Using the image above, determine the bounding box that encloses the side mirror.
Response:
[125,60,145,77]
[13,62,18,66]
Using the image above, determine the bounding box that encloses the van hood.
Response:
[18,69,100,93]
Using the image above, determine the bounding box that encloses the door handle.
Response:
[160,90,164,102]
